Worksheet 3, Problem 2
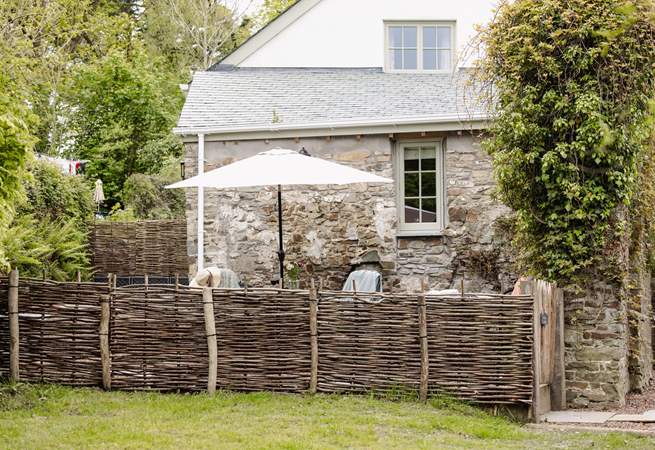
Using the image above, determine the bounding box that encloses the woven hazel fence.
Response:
[91,220,188,276]
[0,273,554,408]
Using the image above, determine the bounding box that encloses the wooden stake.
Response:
[8,269,19,382]
[531,280,544,422]
[309,279,319,394]
[460,279,465,298]
[419,279,429,402]
[551,286,566,411]
[100,274,113,390]
[203,287,217,394]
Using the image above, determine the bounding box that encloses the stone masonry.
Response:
[183,132,515,292]
[564,283,631,408]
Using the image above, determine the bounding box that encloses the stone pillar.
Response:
[627,270,653,392]
[564,283,630,408]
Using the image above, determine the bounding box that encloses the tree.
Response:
[142,0,254,72]
[257,0,296,27]
[0,78,35,222]
[477,0,655,283]
[0,0,139,156]
[64,51,184,205]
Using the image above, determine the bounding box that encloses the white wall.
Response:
[238,0,498,68]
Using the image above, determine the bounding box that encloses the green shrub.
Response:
[19,159,95,227]
[0,215,90,281]
[120,157,185,220]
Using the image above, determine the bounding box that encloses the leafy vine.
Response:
[476,0,655,284]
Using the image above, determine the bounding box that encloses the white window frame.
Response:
[384,21,456,73]
[395,140,446,236]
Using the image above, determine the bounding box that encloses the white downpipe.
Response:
[197,133,205,272]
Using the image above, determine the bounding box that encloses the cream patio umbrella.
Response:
[93,179,105,212]
[167,148,393,287]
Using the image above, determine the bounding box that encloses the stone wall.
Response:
[183,132,515,292]
[564,284,630,408]
[627,271,653,393]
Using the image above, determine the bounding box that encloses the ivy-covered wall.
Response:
[478,0,655,407]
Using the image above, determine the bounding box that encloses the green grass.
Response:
[0,383,652,449]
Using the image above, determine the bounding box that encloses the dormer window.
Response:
[385,22,454,72]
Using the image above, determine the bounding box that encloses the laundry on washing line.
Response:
[36,154,88,175]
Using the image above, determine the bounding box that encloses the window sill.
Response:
[396,230,445,238]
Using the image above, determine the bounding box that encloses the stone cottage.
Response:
[174,0,653,408]
[176,0,514,292]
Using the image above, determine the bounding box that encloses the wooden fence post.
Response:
[100,274,113,390]
[551,287,566,411]
[203,287,217,395]
[8,269,19,382]
[531,280,545,422]
[309,279,318,394]
[419,279,429,402]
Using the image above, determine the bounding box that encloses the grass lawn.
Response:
[0,384,653,449]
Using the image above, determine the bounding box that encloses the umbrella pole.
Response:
[277,184,285,289]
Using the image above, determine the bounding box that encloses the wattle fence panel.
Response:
[0,275,560,413]
[212,289,311,392]
[426,296,534,404]
[110,285,208,391]
[317,292,421,393]
[91,220,188,277]
[0,283,8,379]
[13,280,107,386]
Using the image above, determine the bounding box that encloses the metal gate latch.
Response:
[540,312,549,327]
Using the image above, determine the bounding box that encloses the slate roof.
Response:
[175,67,487,135]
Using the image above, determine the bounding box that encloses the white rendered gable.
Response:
[223,0,497,68]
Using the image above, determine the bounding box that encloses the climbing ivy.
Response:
[477,0,655,283]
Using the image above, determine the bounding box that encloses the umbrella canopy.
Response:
[168,148,391,189]
[93,179,105,205]
[167,148,393,288]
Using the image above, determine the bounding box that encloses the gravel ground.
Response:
[569,382,655,432]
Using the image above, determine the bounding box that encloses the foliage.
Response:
[257,0,297,27]
[0,160,93,279]
[19,160,95,226]
[142,0,253,72]
[0,77,36,222]
[477,0,655,283]
[0,215,90,280]
[107,203,139,222]
[120,158,185,220]
[0,0,140,156]
[64,51,184,205]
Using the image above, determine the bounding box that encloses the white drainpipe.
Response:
[197,133,205,272]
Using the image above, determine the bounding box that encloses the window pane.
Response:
[405,173,419,197]
[389,26,403,47]
[403,49,417,69]
[391,49,403,70]
[423,26,437,48]
[404,148,419,171]
[438,50,451,70]
[421,147,436,170]
[403,26,417,48]
[421,172,436,197]
[405,198,420,223]
[437,26,451,48]
[422,198,437,223]
[423,49,437,70]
